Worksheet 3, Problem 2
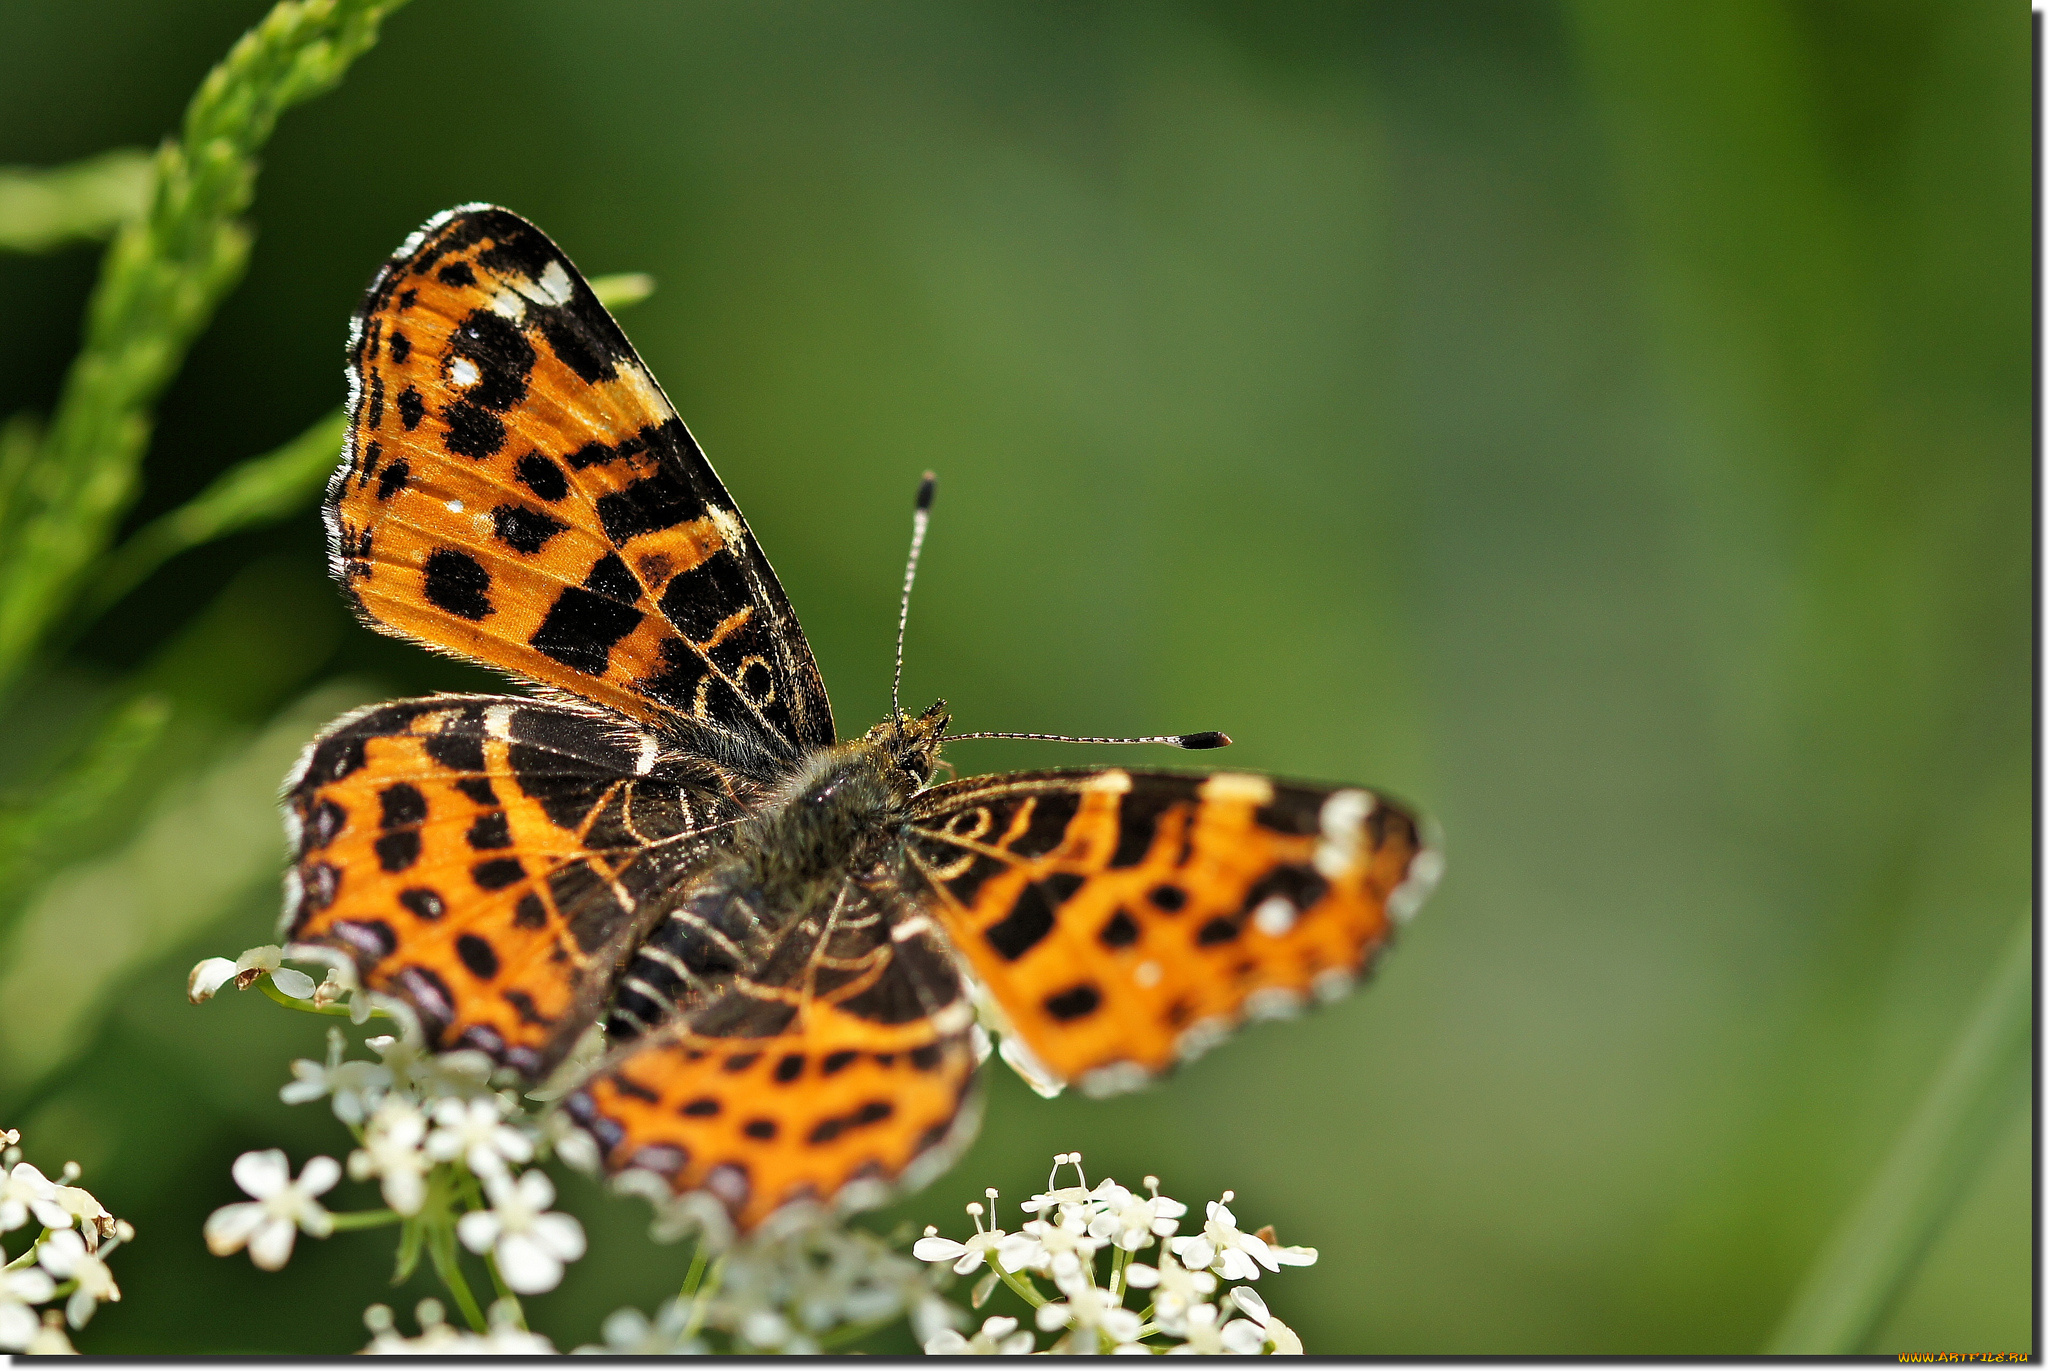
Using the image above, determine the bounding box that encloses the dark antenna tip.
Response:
[892,472,937,721]
[1173,731,1232,750]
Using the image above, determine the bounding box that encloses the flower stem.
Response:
[426,1220,487,1334]
[258,975,391,1019]
[1765,914,2032,1353]
[677,1256,725,1344]
[679,1242,708,1299]
[326,1208,402,1231]
[983,1250,1047,1309]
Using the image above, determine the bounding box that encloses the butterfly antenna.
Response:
[892,471,937,723]
[943,729,1233,750]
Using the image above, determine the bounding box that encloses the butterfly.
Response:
[283,205,1442,1234]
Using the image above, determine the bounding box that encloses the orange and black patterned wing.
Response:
[280,694,764,1079]
[903,768,1441,1097]
[565,877,980,1232]
[328,205,832,754]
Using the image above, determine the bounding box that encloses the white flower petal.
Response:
[270,968,317,999]
[187,958,238,1003]
[913,1235,967,1262]
[231,1150,289,1200]
[924,1329,972,1354]
[456,1210,500,1254]
[247,1216,299,1270]
[297,1155,342,1197]
[203,1202,265,1255]
[496,1233,565,1294]
[0,1301,38,1352]
[532,1212,586,1261]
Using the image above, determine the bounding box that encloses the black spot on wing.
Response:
[442,401,505,458]
[491,503,568,554]
[1044,983,1102,1021]
[397,385,424,430]
[422,549,492,620]
[1009,792,1081,858]
[379,783,427,828]
[529,585,644,675]
[984,883,1054,961]
[584,552,641,604]
[457,933,500,979]
[657,549,749,641]
[466,811,512,850]
[398,887,445,921]
[375,457,409,500]
[471,857,525,891]
[515,451,569,501]
[1110,780,1200,868]
[596,466,705,545]
[374,830,421,872]
[447,308,535,411]
[437,260,476,287]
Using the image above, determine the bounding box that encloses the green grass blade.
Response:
[0,0,412,697]
[0,149,153,253]
[588,271,657,310]
[83,408,346,622]
[1765,915,2033,1352]
[0,692,172,923]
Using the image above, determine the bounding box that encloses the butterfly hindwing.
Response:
[904,768,1441,1096]
[328,205,833,753]
[282,694,755,1078]
[566,875,981,1230]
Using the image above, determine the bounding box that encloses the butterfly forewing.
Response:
[904,768,1440,1095]
[328,205,833,753]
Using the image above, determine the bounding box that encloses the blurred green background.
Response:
[0,0,2029,1354]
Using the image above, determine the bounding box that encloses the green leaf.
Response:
[0,148,153,253]
[0,0,414,697]
[588,271,657,310]
[0,692,172,929]
[1766,915,2033,1352]
[394,1212,426,1286]
[83,408,346,622]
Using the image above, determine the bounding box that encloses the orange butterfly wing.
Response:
[904,768,1441,1095]
[329,205,832,751]
[282,694,758,1077]
[566,878,981,1231]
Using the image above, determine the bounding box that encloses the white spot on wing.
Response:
[448,357,479,387]
[705,505,745,551]
[634,733,659,775]
[1243,986,1305,1021]
[1199,772,1274,805]
[483,705,514,741]
[488,289,526,322]
[1078,1061,1152,1098]
[1174,1017,1233,1064]
[1252,896,1297,937]
[1134,960,1163,988]
[614,360,675,421]
[1389,846,1444,924]
[1081,770,1134,796]
[446,499,464,514]
[536,259,574,305]
[1313,788,1374,879]
[1311,967,1356,1003]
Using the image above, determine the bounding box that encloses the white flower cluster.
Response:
[575,1216,959,1354]
[912,1153,1315,1354]
[361,1296,557,1354]
[202,1021,591,1297]
[0,1126,135,1354]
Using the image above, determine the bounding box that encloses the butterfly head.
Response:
[864,698,950,790]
